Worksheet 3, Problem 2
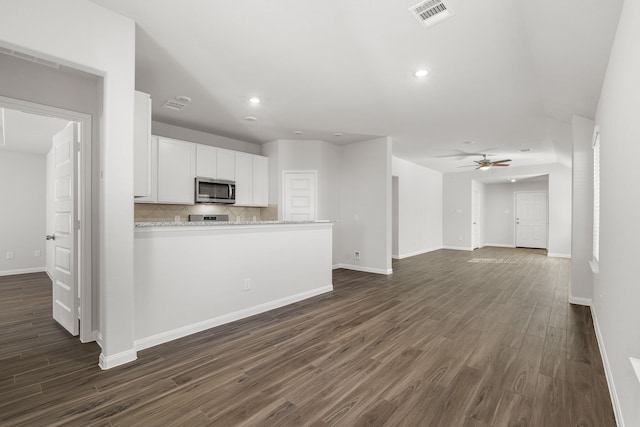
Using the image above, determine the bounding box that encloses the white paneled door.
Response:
[51,122,79,335]
[283,172,317,221]
[515,192,548,249]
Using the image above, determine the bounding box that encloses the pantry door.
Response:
[283,171,317,221]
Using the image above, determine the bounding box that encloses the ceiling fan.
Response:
[459,154,512,170]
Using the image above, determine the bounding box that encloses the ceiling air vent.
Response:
[162,100,187,111]
[409,0,455,29]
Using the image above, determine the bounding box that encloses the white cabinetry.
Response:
[157,137,196,204]
[134,91,151,198]
[216,148,235,181]
[196,145,235,180]
[135,136,158,203]
[234,153,269,207]
[253,155,269,207]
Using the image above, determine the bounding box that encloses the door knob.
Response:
[45,234,55,241]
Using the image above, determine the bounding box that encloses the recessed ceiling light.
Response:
[175,95,192,104]
[520,148,532,152]
[249,97,261,104]
[510,178,517,183]
[463,140,475,145]
[333,132,343,137]
[414,69,429,77]
[244,116,257,121]
[294,131,303,135]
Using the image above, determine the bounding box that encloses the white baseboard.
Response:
[568,295,592,306]
[482,243,515,248]
[93,331,103,348]
[442,246,473,251]
[333,264,392,275]
[591,306,624,427]
[0,267,46,277]
[394,247,442,260]
[135,284,334,352]
[547,252,572,259]
[98,348,137,370]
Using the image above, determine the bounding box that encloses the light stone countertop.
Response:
[135,220,333,227]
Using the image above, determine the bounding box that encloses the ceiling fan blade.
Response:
[491,159,512,164]
[492,163,510,167]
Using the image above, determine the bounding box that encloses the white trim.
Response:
[98,349,137,370]
[0,267,46,277]
[393,247,442,259]
[589,259,599,274]
[630,358,640,386]
[135,285,334,352]
[482,243,516,248]
[93,331,103,348]
[443,246,473,251]
[333,264,393,275]
[568,295,592,306]
[547,252,571,259]
[0,96,93,344]
[592,306,624,427]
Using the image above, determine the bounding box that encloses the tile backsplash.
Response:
[135,203,278,222]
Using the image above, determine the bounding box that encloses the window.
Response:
[593,131,600,262]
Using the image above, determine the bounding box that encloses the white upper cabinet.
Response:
[252,155,269,207]
[157,137,196,204]
[135,136,158,204]
[196,145,235,181]
[234,153,269,207]
[196,144,217,179]
[234,152,253,206]
[133,91,152,198]
[216,148,236,181]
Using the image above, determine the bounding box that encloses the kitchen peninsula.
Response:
[133,220,333,351]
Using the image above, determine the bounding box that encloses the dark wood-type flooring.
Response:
[0,247,616,426]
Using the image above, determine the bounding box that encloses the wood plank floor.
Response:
[0,247,616,426]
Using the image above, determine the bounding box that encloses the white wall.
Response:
[591,1,640,425]
[0,151,46,275]
[443,174,473,250]
[134,224,333,349]
[391,157,443,258]
[571,115,595,304]
[152,121,261,155]
[337,137,392,274]
[443,163,571,256]
[484,180,549,247]
[0,0,137,368]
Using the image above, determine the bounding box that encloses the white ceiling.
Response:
[89,0,622,172]
[0,108,69,155]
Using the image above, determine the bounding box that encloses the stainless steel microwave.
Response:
[195,177,236,204]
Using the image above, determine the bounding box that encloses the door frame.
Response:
[513,191,548,249]
[281,170,318,221]
[0,95,93,343]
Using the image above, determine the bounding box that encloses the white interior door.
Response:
[515,192,548,249]
[51,122,79,335]
[472,190,480,249]
[283,172,317,221]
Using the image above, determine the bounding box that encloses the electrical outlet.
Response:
[354,251,360,260]
[6,251,13,260]
[243,278,251,291]
[34,250,41,257]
